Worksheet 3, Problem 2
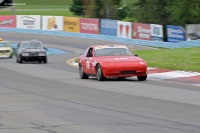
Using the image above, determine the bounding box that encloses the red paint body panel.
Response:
[78,45,148,78]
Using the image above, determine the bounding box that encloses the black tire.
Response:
[10,54,12,58]
[43,57,47,64]
[96,64,106,81]
[118,77,126,80]
[79,64,89,79]
[38,60,42,63]
[19,56,23,64]
[137,75,147,81]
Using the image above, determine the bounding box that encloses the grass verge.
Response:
[0,10,74,16]
[133,47,200,72]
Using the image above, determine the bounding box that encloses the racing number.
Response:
[86,61,90,69]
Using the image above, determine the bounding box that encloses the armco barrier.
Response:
[1,28,200,49]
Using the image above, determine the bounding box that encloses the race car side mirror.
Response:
[135,54,139,57]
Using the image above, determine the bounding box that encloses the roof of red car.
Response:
[91,44,128,48]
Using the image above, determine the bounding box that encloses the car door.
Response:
[83,47,95,74]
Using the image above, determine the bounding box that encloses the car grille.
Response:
[29,52,39,56]
[120,71,136,75]
[0,50,10,53]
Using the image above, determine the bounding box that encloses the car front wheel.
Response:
[137,75,147,81]
[96,64,106,81]
[18,56,23,64]
[79,64,89,79]
[43,57,47,64]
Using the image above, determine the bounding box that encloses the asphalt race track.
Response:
[0,32,200,133]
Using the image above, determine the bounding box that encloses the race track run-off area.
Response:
[0,32,200,133]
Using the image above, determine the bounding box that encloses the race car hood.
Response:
[0,47,13,51]
[102,56,145,63]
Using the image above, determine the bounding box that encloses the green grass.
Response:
[0,10,74,16]
[0,0,137,16]
[14,0,72,9]
[0,0,138,16]
[0,0,73,16]
[133,47,200,72]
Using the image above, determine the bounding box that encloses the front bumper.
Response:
[102,65,147,77]
[0,53,12,58]
[21,56,47,61]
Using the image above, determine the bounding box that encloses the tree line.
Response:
[70,0,200,26]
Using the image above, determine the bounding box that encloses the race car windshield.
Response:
[95,48,133,56]
[0,42,9,47]
[21,43,43,49]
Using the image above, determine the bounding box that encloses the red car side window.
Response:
[86,48,93,57]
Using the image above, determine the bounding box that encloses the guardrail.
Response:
[1,28,200,49]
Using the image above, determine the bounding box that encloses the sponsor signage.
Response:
[64,17,80,32]
[132,23,151,40]
[101,19,117,36]
[167,25,186,42]
[17,15,41,29]
[0,15,16,28]
[42,16,63,30]
[186,24,200,40]
[80,18,99,34]
[117,21,132,39]
[151,24,163,41]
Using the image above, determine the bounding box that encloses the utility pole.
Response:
[11,0,15,15]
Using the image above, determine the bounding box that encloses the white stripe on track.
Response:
[193,84,200,87]
[148,70,200,81]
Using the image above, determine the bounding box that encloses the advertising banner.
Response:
[132,23,151,40]
[80,18,99,34]
[64,17,80,32]
[167,25,186,42]
[186,24,200,40]
[0,15,16,28]
[42,16,63,30]
[101,19,117,36]
[16,15,41,29]
[117,21,132,39]
[151,24,163,41]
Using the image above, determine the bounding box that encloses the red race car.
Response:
[78,44,148,81]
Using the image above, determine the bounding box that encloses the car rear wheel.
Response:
[137,75,147,81]
[96,64,106,81]
[79,64,89,79]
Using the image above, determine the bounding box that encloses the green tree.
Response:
[69,0,84,16]
[84,0,118,19]
[126,0,200,26]
[127,0,169,24]
[166,0,200,25]
[84,0,96,17]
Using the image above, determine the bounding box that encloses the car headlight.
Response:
[139,62,145,65]
[38,52,46,56]
[22,53,29,56]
